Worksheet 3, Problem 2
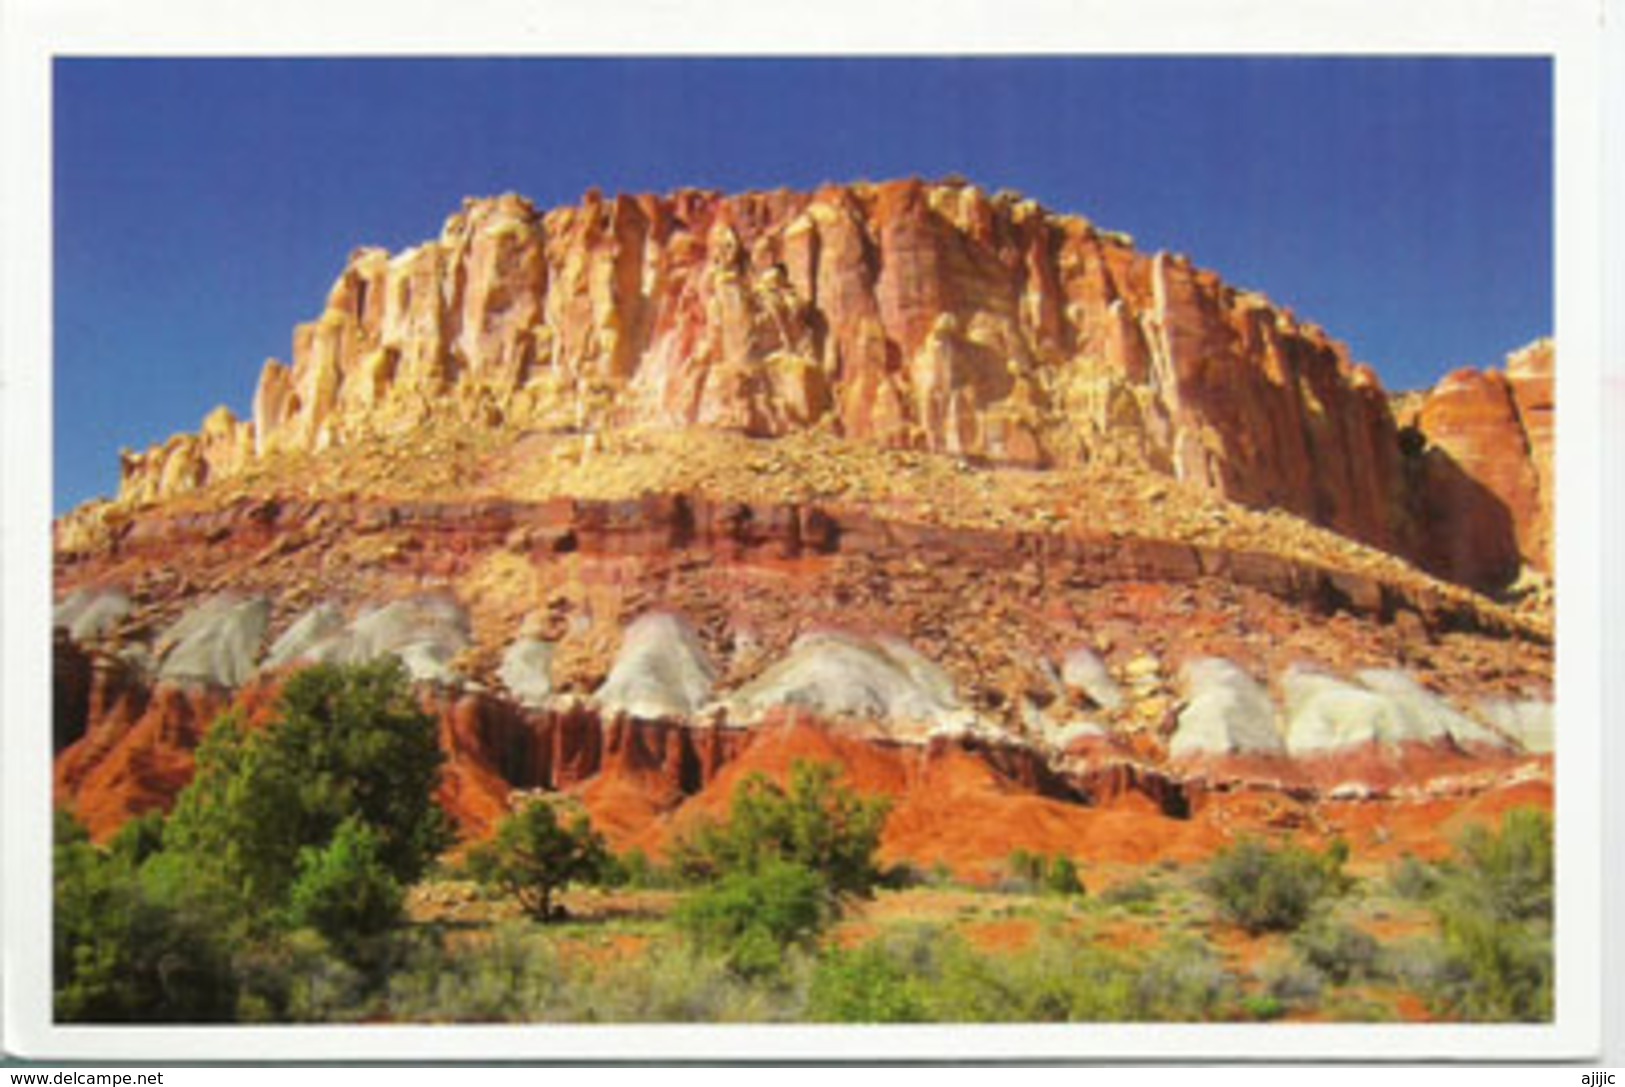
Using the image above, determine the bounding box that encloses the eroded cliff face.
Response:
[1397,339,1554,585]
[116,181,1431,564]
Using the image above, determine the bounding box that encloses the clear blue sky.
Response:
[54,57,1552,513]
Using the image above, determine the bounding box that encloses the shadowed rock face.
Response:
[1397,339,1554,586]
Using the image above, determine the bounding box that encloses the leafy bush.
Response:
[1242,994,1287,1021]
[1201,837,1351,935]
[672,760,890,899]
[466,798,609,921]
[673,858,830,978]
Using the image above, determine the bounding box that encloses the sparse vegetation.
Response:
[53,716,1555,1026]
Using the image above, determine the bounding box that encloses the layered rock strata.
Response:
[106,181,1553,590]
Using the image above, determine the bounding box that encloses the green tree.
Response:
[673,760,890,899]
[53,810,236,1022]
[165,659,451,917]
[286,816,405,958]
[466,798,609,921]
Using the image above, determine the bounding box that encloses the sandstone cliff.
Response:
[113,182,1437,566]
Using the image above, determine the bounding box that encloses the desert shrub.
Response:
[1444,809,1553,923]
[1002,850,1086,897]
[608,847,676,890]
[164,660,451,919]
[1101,876,1160,912]
[1254,951,1326,1010]
[1045,855,1085,897]
[286,816,405,959]
[877,860,932,890]
[1291,917,1382,985]
[808,943,929,1022]
[1242,994,1287,1021]
[1132,936,1237,1020]
[1388,852,1443,901]
[1419,809,1554,1021]
[386,923,565,1022]
[1001,934,1141,1021]
[559,940,809,1023]
[841,925,1139,1023]
[671,760,890,899]
[1201,837,1351,935]
[466,797,609,921]
[233,928,371,1023]
[673,858,830,978]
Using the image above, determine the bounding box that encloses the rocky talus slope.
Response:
[53,181,1554,872]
